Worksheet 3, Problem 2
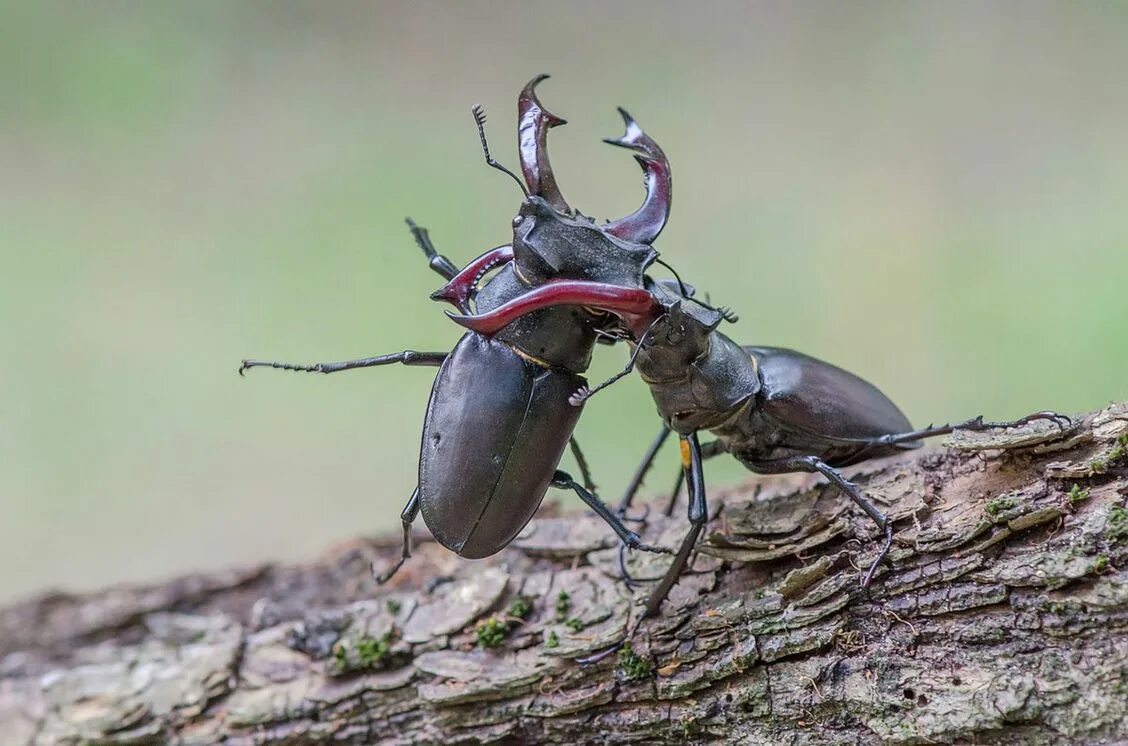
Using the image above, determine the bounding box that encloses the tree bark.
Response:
[3,403,1127,745]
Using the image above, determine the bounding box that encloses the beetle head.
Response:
[509,76,671,286]
[510,196,657,286]
[633,279,724,369]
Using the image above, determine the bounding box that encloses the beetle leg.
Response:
[745,455,892,589]
[869,410,1073,448]
[617,426,673,515]
[551,470,671,556]
[664,469,686,517]
[662,440,724,516]
[239,350,447,376]
[643,433,709,619]
[568,437,597,493]
[405,218,459,281]
[373,488,421,584]
[569,315,665,407]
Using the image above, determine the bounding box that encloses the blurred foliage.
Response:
[1,1,1125,601]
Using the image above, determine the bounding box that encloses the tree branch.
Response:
[3,404,1127,745]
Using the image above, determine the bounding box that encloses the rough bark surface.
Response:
[3,403,1128,745]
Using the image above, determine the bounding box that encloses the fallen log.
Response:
[2,403,1127,744]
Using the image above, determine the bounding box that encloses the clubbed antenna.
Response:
[472,104,528,196]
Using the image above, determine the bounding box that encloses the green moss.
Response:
[474,597,534,649]
[985,495,1016,518]
[334,630,396,670]
[1068,484,1091,504]
[1091,434,1128,475]
[475,617,511,648]
[545,630,559,648]
[554,590,571,622]
[617,643,655,681]
[1092,555,1110,573]
[386,599,402,615]
[1108,506,1128,545]
[1109,434,1128,463]
[507,597,533,620]
[355,633,393,667]
[565,617,584,632]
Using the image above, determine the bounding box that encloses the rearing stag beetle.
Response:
[453,251,1071,621]
[241,76,674,578]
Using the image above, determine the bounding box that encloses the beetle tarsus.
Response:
[576,640,626,666]
[374,488,421,584]
[872,409,1074,448]
[405,217,459,281]
[567,386,591,407]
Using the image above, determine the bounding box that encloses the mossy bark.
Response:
[3,404,1127,745]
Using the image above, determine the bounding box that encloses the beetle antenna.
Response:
[472,104,529,196]
[568,314,665,406]
[654,258,691,298]
[654,258,738,323]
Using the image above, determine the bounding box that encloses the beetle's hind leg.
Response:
[871,410,1073,448]
[373,488,421,584]
[745,455,891,589]
[239,350,447,376]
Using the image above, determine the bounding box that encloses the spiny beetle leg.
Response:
[873,409,1073,447]
[551,470,671,556]
[745,454,892,589]
[239,350,447,376]
[405,218,459,281]
[373,488,421,585]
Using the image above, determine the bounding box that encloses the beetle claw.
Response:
[568,386,591,407]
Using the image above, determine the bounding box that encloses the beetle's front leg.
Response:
[745,454,892,589]
[642,432,709,619]
[239,350,447,376]
[405,218,459,281]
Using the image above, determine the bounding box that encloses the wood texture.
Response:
[2,403,1127,745]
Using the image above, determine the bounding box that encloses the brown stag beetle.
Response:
[452,272,1072,621]
[240,76,676,580]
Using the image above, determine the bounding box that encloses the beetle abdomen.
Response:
[749,346,914,443]
[418,333,584,559]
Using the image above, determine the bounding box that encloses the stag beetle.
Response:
[240,76,676,579]
[452,274,1071,619]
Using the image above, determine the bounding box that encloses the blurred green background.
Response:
[2,2,1125,603]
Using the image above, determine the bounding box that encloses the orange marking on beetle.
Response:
[679,438,692,468]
